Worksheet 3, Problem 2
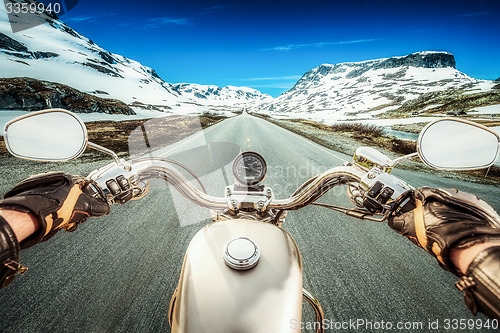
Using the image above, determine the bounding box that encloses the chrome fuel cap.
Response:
[223,237,260,270]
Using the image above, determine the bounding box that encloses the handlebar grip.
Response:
[83,181,108,203]
[88,175,134,205]
[393,190,416,216]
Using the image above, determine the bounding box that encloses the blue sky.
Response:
[61,0,500,97]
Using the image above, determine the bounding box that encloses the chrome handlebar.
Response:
[269,166,364,210]
[88,157,365,212]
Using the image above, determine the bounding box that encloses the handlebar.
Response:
[88,157,365,212]
[269,166,364,210]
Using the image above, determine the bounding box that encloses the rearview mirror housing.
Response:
[4,109,88,162]
[417,118,500,170]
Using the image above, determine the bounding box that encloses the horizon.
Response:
[15,1,500,97]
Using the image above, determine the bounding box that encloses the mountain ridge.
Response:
[0,2,268,114]
[173,83,272,106]
[257,51,497,121]
[1,3,498,119]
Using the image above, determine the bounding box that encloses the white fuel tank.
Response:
[169,219,303,333]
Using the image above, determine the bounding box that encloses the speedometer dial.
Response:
[232,152,267,186]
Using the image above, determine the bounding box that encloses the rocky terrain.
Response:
[255,114,500,184]
[1,2,498,122]
[256,52,498,121]
[0,3,186,108]
[0,77,134,114]
[386,88,500,117]
[0,2,270,113]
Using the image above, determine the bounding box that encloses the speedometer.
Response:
[232,152,267,186]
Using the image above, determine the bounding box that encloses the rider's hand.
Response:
[0,172,110,248]
[388,187,500,275]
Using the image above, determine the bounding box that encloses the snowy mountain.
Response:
[0,2,191,110]
[2,1,497,120]
[0,1,268,114]
[173,83,272,106]
[256,52,498,121]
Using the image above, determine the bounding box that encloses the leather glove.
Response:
[388,187,500,275]
[0,172,110,248]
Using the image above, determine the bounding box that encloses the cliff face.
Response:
[0,77,135,114]
[292,51,456,89]
[257,51,496,117]
[372,51,455,70]
[0,3,186,108]
[0,3,268,112]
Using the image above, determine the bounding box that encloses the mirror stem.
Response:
[87,142,123,167]
[390,152,418,167]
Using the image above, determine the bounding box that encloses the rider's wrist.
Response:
[450,241,500,275]
[0,209,39,242]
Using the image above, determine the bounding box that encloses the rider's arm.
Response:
[0,210,40,287]
[451,241,500,274]
[0,172,110,288]
[451,243,500,319]
[0,211,21,288]
[0,210,39,242]
[0,210,37,288]
[389,187,500,319]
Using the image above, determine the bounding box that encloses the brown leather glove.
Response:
[388,187,500,275]
[0,172,110,248]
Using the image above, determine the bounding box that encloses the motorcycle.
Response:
[3,109,500,332]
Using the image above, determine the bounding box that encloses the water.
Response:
[386,129,419,141]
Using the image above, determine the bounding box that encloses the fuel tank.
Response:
[169,219,303,333]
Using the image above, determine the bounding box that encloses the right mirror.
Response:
[418,118,500,170]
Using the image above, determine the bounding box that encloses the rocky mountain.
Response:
[0,1,267,114]
[0,2,189,111]
[0,77,135,114]
[173,83,272,106]
[256,51,498,121]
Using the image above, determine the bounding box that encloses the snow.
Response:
[421,104,443,112]
[367,105,400,116]
[0,10,184,106]
[1,4,497,126]
[0,7,267,110]
[463,81,496,95]
[173,83,272,105]
[256,51,495,120]
[405,66,469,81]
[469,104,500,115]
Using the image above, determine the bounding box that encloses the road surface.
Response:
[1,113,499,332]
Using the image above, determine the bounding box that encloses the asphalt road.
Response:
[1,113,500,333]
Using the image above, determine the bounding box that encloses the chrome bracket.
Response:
[225,185,274,212]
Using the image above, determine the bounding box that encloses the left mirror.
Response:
[4,109,88,162]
